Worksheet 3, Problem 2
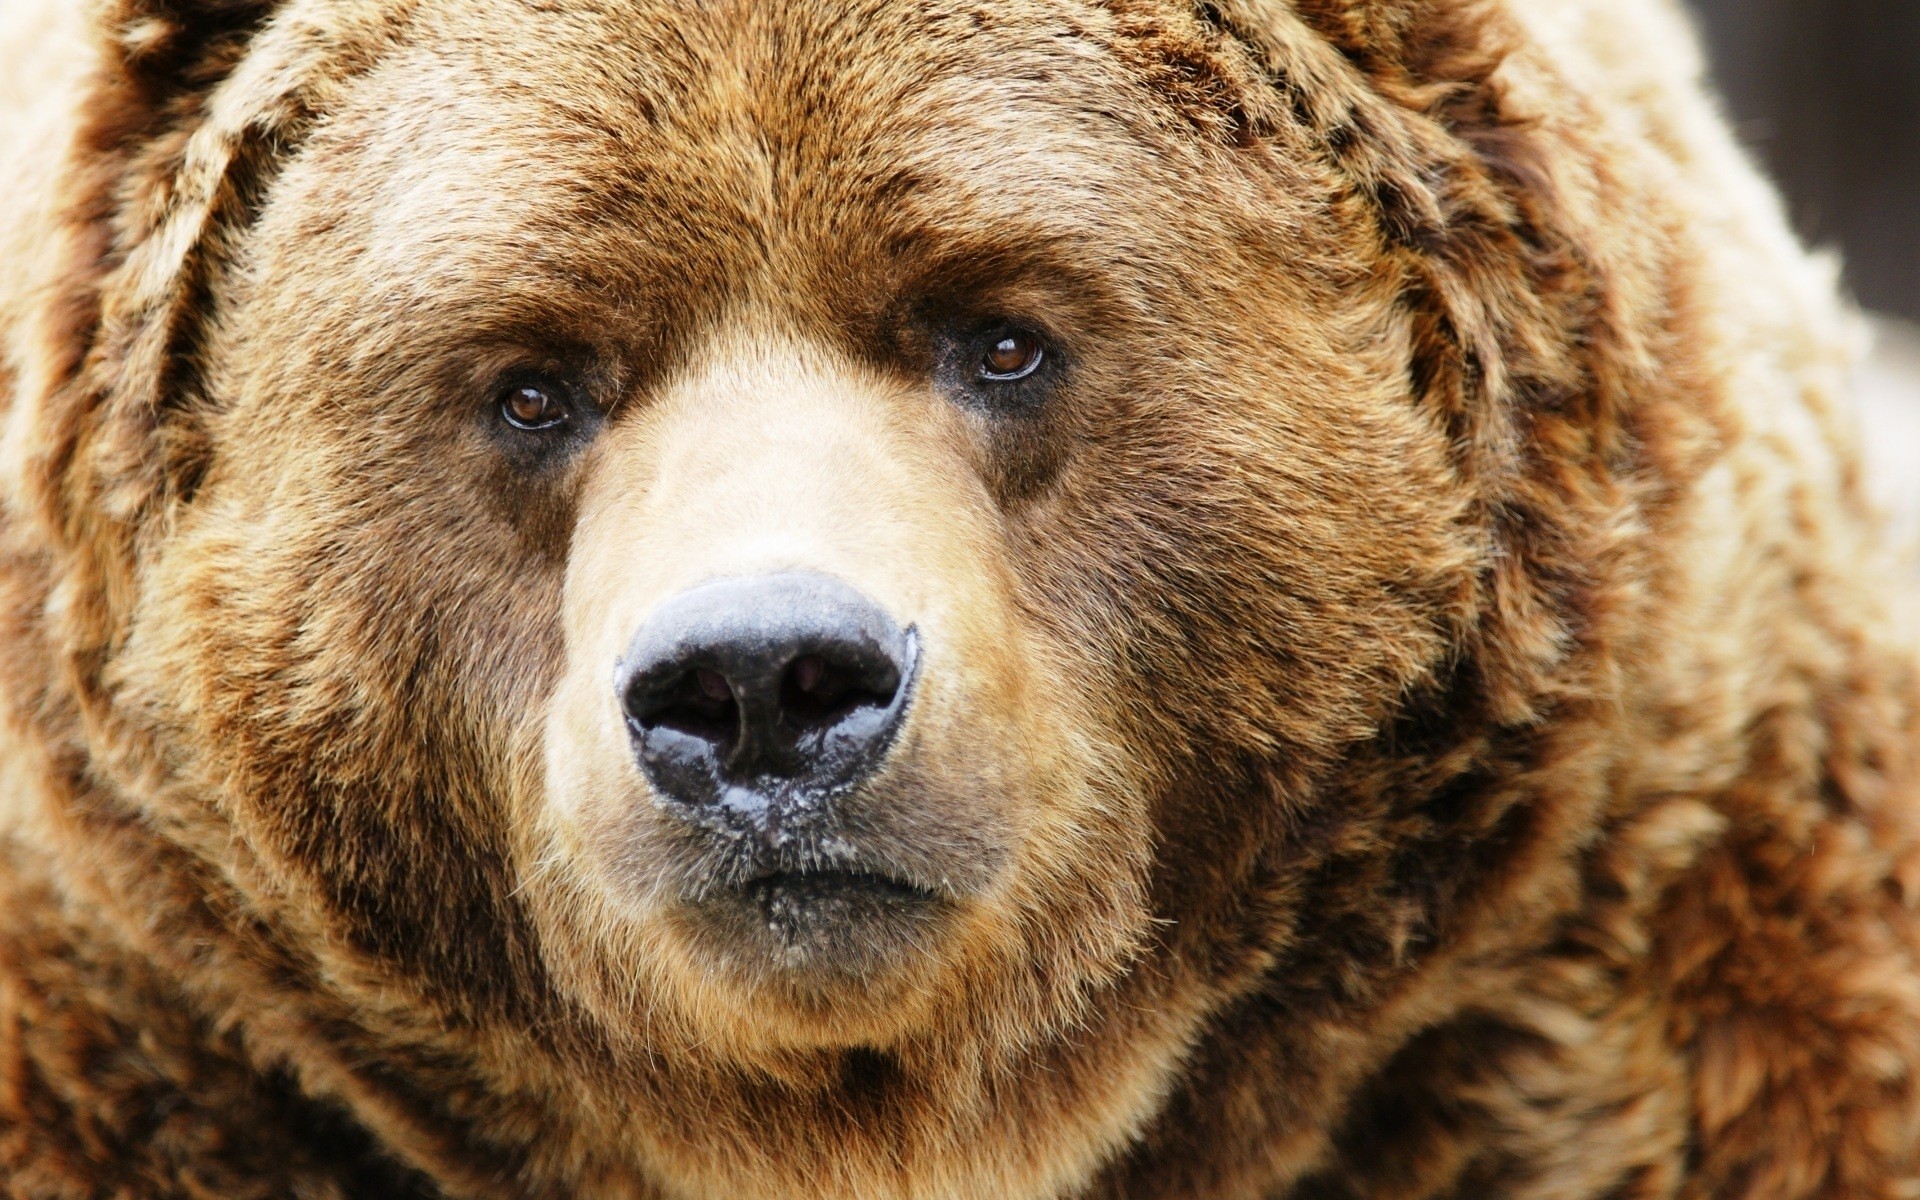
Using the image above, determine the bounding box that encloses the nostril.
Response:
[627,666,740,746]
[697,668,733,705]
[779,652,901,729]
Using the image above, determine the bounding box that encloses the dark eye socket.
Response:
[499,378,572,431]
[977,330,1045,382]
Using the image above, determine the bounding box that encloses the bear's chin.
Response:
[519,862,971,1054]
[648,917,964,1056]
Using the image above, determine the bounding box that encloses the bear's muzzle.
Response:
[614,571,949,971]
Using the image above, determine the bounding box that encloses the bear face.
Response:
[110,0,1474,1071]
[32,1,1497,1190]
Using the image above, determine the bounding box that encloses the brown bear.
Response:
[1,0,1917,1196]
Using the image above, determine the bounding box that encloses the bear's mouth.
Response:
[743,868,939,908]
[681,866,952,975]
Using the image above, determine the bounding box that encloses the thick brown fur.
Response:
[2,0,1918,1197]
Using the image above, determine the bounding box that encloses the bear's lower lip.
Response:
[682,868,951,974]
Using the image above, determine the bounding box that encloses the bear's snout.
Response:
[607,571,953,976]
[616,571,920,825]
[530,334,1135,1034]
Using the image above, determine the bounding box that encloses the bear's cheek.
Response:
[97,406,569,1018]
[517,331,1150,1047]
[975,282,1483,945]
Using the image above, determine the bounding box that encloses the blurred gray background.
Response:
[1687,0,1920,536]
[1687,0,1918,323]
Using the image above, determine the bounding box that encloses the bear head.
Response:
[5,0,1644,1193]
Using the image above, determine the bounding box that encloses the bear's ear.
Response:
[77,0,327,459]
[1275,0,1501,84]
[1193,0,1623,720]
[1192,0,1576,433]
[18,0,355,677]
[98,0,279,91]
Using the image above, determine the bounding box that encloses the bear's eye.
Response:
[499,380,572,432]
[978,331,1044,382]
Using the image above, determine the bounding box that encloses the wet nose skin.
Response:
[616,573,919,820]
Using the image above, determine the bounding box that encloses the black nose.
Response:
[616,573,919,814]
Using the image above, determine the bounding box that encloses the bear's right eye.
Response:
[979,331,1044,382]
[499,379,572,432]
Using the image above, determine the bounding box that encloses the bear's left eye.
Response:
[977,331,1045,382]
[499,379,572,431]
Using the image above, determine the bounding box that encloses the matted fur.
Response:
[1,0,1917,1197]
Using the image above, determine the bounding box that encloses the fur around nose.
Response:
[616,573,919,816]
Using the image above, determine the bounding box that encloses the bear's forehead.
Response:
[256,0,1260,326]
